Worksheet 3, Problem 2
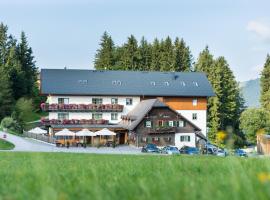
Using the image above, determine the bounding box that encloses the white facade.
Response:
[48,95,141,123]
[176,110,207,136]
[174,133,196,149]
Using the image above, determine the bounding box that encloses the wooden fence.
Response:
[23,131,56,144]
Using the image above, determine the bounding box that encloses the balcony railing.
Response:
[40,103,124,112]
[41,118,109,125]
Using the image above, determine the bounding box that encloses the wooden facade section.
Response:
[257,134,270,155]
[129,107,199,147]
[141,97,207,110]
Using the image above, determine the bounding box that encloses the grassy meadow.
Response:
[0,139,15,150]
[0,152,270,200]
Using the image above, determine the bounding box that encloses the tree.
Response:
[173,38,192,72]
[0,68,14,120]
[17,32,37,96]
[194,46,214,74]
[260,54,270,110]
[119,35,139,70]
[12,97,33,132]
[240,108,269,143]
[94,32,115,70]
[159,36,174,71]
[137,37,152,71]
[150,38,161,71]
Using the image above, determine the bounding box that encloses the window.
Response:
[193,81,199,87]
[168,121,175,127]
[58,98,69,104]
[112,80,122,85]
[92,113,103,120]
[164,81,169,86]
[180,81,186,86]
[58,113,69,120]
[111,113,118,120]
[126,98,133,105]
[111,98,118,104]
[152,137,160,142]
[180,135,190,142]
[192,99,198,106]
[92,98,103,104]
[145,121,152,128]
[178,120,185,127]
[192,113,197,120]
[150,81,156,86]
[158,120,163,127]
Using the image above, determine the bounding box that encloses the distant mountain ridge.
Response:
[240,78,260,108]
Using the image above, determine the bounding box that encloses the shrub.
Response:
[0,117,19,132]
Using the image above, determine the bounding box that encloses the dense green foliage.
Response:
[195,47,245,144]
[0,23,39,121]
[0,117,18,131]
[260,54,270,110]
[0,153,270,200]
[95,32,193,72]
[240,108,270,143]
[0,139,14,150]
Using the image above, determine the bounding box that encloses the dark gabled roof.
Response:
[40,69,215,97]
[120,99,201,131]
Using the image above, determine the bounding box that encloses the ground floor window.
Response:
[180,135,190,142]
[152,137,160,142]
[92,113,103,120]
[141,137,147,142]
[58,113,69,120]
[111,113,118,120]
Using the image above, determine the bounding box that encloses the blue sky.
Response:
[0,0,270,82]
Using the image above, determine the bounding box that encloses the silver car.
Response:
[161,146,180,155]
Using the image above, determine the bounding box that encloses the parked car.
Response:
[141,143,160,153]
[234,149,248,157]
[215,149,228,157]
[161,146,180,155]
[180,146,200,155]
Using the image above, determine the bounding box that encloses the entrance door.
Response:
[119,132,126,144]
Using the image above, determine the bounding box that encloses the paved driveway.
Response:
[0,131,142,154]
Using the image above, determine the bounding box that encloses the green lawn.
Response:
[0,139,15,150]
[0,153,270,200]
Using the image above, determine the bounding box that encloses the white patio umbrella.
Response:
[76,129,96,137]
[76,129,96,146]
[55,128,75,136]
[95,128,116,146]
[28,127,47,134]
[95,128,116,136]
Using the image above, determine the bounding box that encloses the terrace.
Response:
[40,103,124,112]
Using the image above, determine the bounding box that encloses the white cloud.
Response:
[247,20,270,42]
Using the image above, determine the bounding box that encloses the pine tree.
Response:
[0,68,14,120]
[119,35,139,70]
[260,54,270,110]
[194,46,213,74]
[17,32,37,96]
[173,38,192,72]
[94,32,115,70]
[159,36,174,71]
[137,37,152,71]
[150,38,161,71]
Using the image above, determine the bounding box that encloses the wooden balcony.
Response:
[40,103,124,112]
[41,118,109,126]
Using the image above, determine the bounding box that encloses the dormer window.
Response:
[193,81,198,87]
[164,81,169,86]
[180,81,186,86]
[112,80,122,86]
[150,81,156,86]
